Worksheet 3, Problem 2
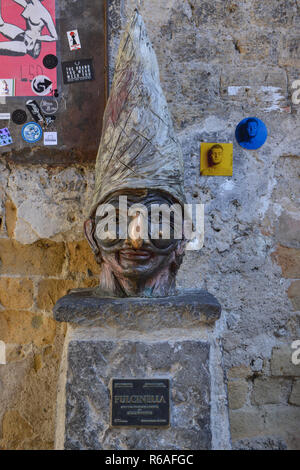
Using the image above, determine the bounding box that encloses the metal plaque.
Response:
[111,379,170,427]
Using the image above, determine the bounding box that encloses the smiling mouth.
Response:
[119,249,152,261]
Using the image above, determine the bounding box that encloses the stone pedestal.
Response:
[53,290,231,450]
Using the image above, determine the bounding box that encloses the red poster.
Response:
[0,0,57,96]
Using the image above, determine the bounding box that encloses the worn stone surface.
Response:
[54,289,221,328]
[227,365,253,380]
[288,281,300,311]
[230,406,300,448]
[5,167,94,244]
[67,240,101,276]
[271,345,300,377]
[0,278,34,310]
[228,380,248,410]
[0,324,66,450]
[289,380,300,406]
[0,239,66,276]
[251,378,284,405]
[0,310,56,347]
[64,334,211,450]
[271,246,300,279]
[37,279,99,311]
[233,436,287,451]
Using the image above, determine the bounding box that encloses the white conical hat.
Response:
[90,10,185,215]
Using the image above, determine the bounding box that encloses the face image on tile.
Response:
[235,117,268,150]
[200,143,233,176]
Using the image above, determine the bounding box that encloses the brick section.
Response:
[251,377,282,405]
[2,410,33,447]
[229,409,266,440]
[0,310,56,347]
[289,380,300,406]
[271,245,300,278]
[67,240,101,275]
[287,281,300,311]
[276,212,300,249]
[228,380,248,410]
[228,365,252,379]
[279,35,300,67]
[0,239,66,276]
[230,406,300,443]
[37,278,99,311]
[271,345,300,377]
[0,278,34,310]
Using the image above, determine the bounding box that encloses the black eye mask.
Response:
[93,191,184,253]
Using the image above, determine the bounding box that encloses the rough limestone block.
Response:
[289,380,300,406]
[63,332,211,450]
[228,380,248,410]
[287,281,300,311]
[271,345,300,377]
[251,377,283,405]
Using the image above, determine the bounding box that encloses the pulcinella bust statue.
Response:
[84,10,187,298]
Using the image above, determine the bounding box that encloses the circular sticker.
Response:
[43,54,58,69]
[40,98,59,115]
[12,109,27,125]
[31,75,53,96]
[22,122,43,143]
[235,117,268,150]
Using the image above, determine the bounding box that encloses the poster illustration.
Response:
[0,0,57,97]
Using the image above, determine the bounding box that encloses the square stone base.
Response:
[63,331,211,450]
[54,290,231,450]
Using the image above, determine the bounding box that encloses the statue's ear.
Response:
[84,218,99,255]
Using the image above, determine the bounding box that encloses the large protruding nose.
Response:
[127,213,147,249]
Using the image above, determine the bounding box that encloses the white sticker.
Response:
[31,75,53,96]
[0,113,10,120]
[44,131,57,146]
[0,79,15,97]
[67,30,81,51]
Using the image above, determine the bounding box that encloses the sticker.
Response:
[43,54,58,69]
[0,113,10,120]
[26,100,44,124]
[200,143,233,176]
[0,128,13,146]
[67,30,81,51]
[40,98,59,115]
[0,79,15,97]
[31,75,53,96]
[44,131,57,146]
[12,109,27,125]
[235,117,268,150]
[0,0,57,97]
[22,122,43,143]
[44,115,56,128]
[62,59,95,84]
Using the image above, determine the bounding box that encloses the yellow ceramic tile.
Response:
[200,143,233,176]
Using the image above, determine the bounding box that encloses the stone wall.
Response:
[0,167,100,449]
[0,0,300,450]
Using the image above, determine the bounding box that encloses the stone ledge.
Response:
[53,289,221,330]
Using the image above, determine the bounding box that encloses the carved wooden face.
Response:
[85,190,185,282]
